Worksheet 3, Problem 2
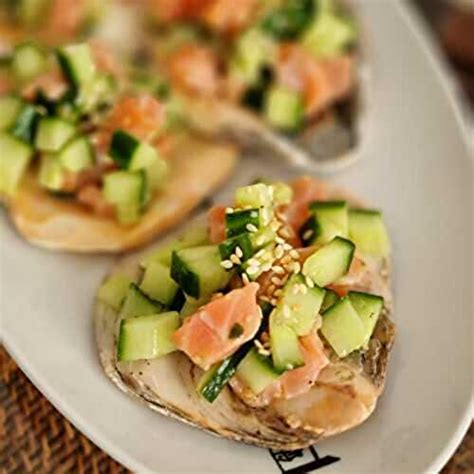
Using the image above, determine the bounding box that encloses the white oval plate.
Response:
[1,1,472,472]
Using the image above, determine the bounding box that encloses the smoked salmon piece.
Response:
[207,205,226,244]
[173,283,262,369]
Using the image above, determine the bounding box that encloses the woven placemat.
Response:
[0,345,472,473]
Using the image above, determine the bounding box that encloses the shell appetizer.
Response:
[141,0,367,170]
[0,40,237,252]
[95,177,395,449]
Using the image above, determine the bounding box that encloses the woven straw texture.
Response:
[0,345,472,473]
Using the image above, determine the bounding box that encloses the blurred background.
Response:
[414,0,474,122]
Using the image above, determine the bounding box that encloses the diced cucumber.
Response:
[236,347,280,394]
[117,311,180,362]
[270,313,304,372]
[302,12,356,58]
[56,43,96,90]
[140,261,179,306]
[218,233,253,263]
[321,297,366,357]
[0,96,22,131]
[229,28,275,85]
[271,182,293,205]
[301,200,348,245]
[179,295,207,320]
[145,156,168,190]
[12,42,46,81]
[250,226,276,250]
[226,208,260,238]
[302,236,355,287]
[9,104,41,144]
[35,117,76,152]
[110,130,159,171]
[198,339,256,402]
[120,283,163,319]
[58,136,94,172]
[235,182,273,209]
[170,245,231,299]
[0,133,33,196]
[348,209,390,257]
[348,291,384,347]
[103,170,147,225]
[102,171,146,204]
[98,274,132,311]
[272,274,325,336]
[169,289,186,312]
[38,154,64,191]
[264,86,304,131]
[140,226,209,268]
[321,288,339,313]
[75,73,117,112]
[261,0,314,40]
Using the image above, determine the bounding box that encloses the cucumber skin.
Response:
[170,250,200,299]
[225,208,260,238]
[109,130,138,169]
[218,233,253,262]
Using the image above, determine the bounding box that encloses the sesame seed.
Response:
[220,260,233,269]
[274,289,283,297]
[300,284,307,294]
[250,211,259,218]
[281,255,292,265]
[260,295,270,302]
[225,207,234,214]
[274,245,285,259]
[246,223,258,233]
[254,249,266,258]
[272,265,285,274]
[275,236,285,244]
[302,229,314,240]
[271,221,282,232]
[292,262,302,274]
[271,276,282,286]
[289,249,299,259]
[305,276,315,288]
[261,262,273,272]
[235,246,243,258]
[256,236,266,246]
[280,227,292,239]
[241,273,250,285]
[230,254,241,265]
[283,243,293,251]
[270,298,278,306]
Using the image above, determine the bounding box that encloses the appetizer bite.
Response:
[95,177,395,449]
[0,41,237,251]
[141,0,363,168]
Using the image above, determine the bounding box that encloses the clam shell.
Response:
[6,134,237,252]
[94,181,395,449]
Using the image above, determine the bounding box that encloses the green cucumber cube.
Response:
[140,261,179,306]
[302,236,355,287]
[38,154,64,191]
[117,311,180,362]
[35,118,76,152]
[0,133,33,196]
[305,200,349,245]
[120,284,163,319]
[270,313,304,372]
[236,348,280,394]
[58,136,94,172]
[264,86,304,131]
[321,297,366,357]
[348,291,384,347]
[98,274,132,311]
[273,274,325,336]
[348,209,390,257]
[0,96,22,130]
